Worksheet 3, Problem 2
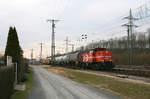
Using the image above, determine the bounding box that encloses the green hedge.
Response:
[0,66,15,99]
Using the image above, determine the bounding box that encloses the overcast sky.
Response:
[0,0,148,58]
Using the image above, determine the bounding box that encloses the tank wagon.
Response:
[55,48,115,70]
[41,58,51,65]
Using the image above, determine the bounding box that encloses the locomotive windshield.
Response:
[94,48,106,52]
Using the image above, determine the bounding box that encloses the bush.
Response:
[0,66,15,99]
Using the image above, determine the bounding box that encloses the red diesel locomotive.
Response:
[55,48,115,70]
[77,48,115,69]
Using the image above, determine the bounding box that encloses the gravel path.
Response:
[28,66,119,99]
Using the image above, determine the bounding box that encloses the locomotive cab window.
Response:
[94,48,106,52]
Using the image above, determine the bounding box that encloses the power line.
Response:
[65,36,69,53]
[68,43,75,52]
[71,44,74,52]
[94,0,150,41]
[64,36,75,53]
[31,49,33,64]
[122,9,138,65]
[39,43,44,63]
[56,0,71,18]
[133,1,150,21]
[47,19,60,62]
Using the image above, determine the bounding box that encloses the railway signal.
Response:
[81,34,88,50]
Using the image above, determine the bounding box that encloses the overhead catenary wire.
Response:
[47,19,60,62]
[39,42,44,62]
[89,0,150,42]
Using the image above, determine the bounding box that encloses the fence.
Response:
[0,65,15,99]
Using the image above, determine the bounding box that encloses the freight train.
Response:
[41,58,51,65]
[54,48,115,70]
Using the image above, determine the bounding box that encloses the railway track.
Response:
[111,68,150,78]
[116,65,150,70]
[53,65,150,78]
[50,65,150,84]
[74,69,150,85]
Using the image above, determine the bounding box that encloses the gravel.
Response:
[28,66,119,99]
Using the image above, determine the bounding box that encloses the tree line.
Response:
[84,28,150,65]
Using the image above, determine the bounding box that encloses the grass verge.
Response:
[44,66,150,99]
[11,68,34,99]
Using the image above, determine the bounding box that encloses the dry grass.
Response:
[42,65,150,99]
[42,65,65,76]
